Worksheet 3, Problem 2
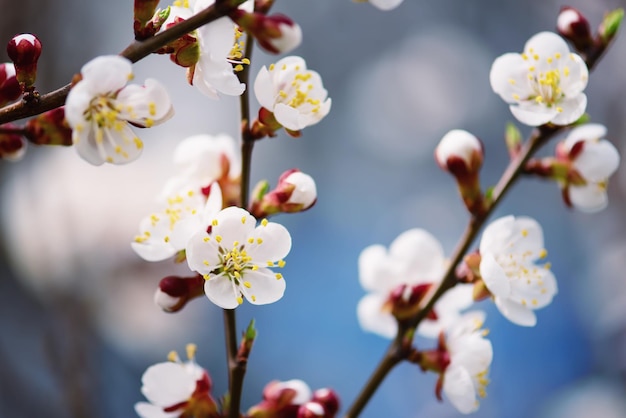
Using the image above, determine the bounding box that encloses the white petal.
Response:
[357,294,397,339]
[479,253,511,298]
[196,56,245,97]
[558,53,588,97]
[507,216,544,256]
[240,268,286,305]
[510,103,558,126]
[443,365,479,414]
[80,55,132,94]
[210,207,255,249]
[273,103,308,131]
[569,183,609,212]
[64,82,93,128]
[72,123,106,166]
[509,267,558,309]
[186,230,221,274]
[563,124,607,152]
[131,241,177,262]
[141,362,196,407]
[494,297,537,326]
[389,228,445,282]
[245,222,291,263]
[116,78,173,124]
[524,32,570,58]
[549,94,587,126]
[253,66,276,110]
[204,276,239,309]
[574,139,620,181]
[358,244,396,293]
[369,0,404,10]
[489,53,529,103]
[134,402,177,418]
[197,15,234,59]
[480,215,515,255]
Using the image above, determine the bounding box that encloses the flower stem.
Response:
[223,27,257,418]
[0,0,248,125]
[343,125,562,418]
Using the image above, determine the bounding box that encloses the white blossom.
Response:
[369,0,404,11]
[254,56,331,131]
[166,0,252,99]
[442,311,493,414]
[560,124,620,212]
[479,215,558,326]
[65,55,173,165]
[490,32,588,126]
[435,129,483,172]
[186,206,291,309]
[357,229,473,339]
[135,345,216,418]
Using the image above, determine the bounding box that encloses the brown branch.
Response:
[0,0,247,125]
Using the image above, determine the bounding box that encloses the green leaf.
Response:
[600,8,624,43]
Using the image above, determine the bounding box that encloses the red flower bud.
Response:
[7,33,42,90]
[557,7,593,52]
[0,124,26,161]
[155,275,205,312]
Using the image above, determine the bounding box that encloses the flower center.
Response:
[217,240,254,283]
[271,64,321,113]
[86,95,124,131]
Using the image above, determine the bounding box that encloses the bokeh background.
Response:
[0,0,625,417]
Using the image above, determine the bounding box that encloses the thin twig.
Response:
[0,0,247,125]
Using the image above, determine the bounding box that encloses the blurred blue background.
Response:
[0,0,625,417]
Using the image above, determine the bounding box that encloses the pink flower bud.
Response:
[232,11,302,54]
[250,169,317,217]
[0,124,26,161]
[557,7,592,51]
[7,33,42,89]
[297,402,325,418]
[311,388,340,417]
[248,379,311,417]
[154,275,205,313]
[0,63,20,106]
[435,129,483,177]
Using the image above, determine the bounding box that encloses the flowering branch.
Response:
[0,0,247,125]
[223,26,257,418]
[344,23,620,412]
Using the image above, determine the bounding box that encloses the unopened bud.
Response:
[297,402,325,418]
[231,11,302,54]
[155,275,205,313]
[435,129,483,175]
[557,7,593,51]
[24,107,73,146]
[0,124,26,161]
[0,63,21,106]
[312,388,340,417]
[250,169,317,217]
[435,129,485,215]
[7,33,42,90]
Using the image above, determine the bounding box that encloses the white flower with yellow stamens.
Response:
[132,182,223,262]
[479,215,558,326]
[489,31,588,126]
[165,0,253,99]
[442,311,493,414]
[65,55,173,165]
[186,206,291,309]
[254,56,331,131]
[557,123,620,212]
